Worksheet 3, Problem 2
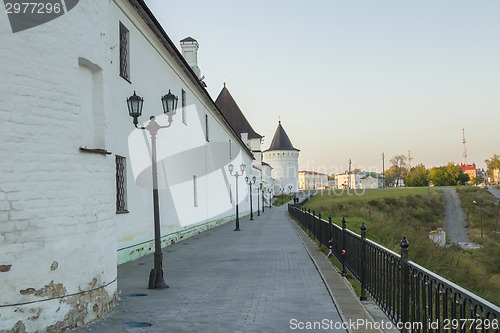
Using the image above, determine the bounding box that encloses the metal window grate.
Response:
[119,23,130,81]
[116,156,127,212]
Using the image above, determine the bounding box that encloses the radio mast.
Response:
[462,128,468,165]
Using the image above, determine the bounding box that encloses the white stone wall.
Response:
[0,2,117,332]
[0,0,253,331]
[110,1,252,264]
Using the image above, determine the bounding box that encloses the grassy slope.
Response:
[301,187,499,305]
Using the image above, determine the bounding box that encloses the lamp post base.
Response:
[148,268,169,289]
[234,228,241,231]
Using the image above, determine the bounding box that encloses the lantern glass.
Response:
[252,176,256,183]
[228,164,234,173]
[127,91,143,118]
[245,176,248,183]
[240,164,246,173]
[161,90,178,114]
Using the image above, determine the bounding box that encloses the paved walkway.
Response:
[69,202,389,333]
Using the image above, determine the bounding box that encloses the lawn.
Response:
[299,187,499,305]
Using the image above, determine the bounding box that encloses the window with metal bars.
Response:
[116,155,128,213]
[119,22,130,81]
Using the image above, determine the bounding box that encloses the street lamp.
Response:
[229,163,246,231]
[472,200,483,238]
[256,183,261,217]
[281,188,284,204]
[260,183,264,213]
[267,188,272,209]
[246,175,256,220]
[126,90,178,289]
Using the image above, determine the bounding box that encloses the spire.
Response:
[215,85,262,139]
[265,121,299,152]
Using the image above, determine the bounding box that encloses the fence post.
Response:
[328,214,333,257]
[341,216,346,275]
[312,210,316,240]
[308,208,311,235]
[400,236,410,332]
[318,212,322,245]
[360,223,367,301]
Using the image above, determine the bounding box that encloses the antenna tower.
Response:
[462,128,468,165]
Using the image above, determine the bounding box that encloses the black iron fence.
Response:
[288,204,500,332]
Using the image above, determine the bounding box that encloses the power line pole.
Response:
[348,159,352,189]
[382,153,385,189]
[462,128,468,165]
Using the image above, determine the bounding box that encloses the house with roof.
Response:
[359,172,385,189]
[459,163,477,184]
[263,121,300,193]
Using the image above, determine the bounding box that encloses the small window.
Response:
[193,175,198,207]
[205,114,209,141]
[182,89,187,124]
[119,22,130,81]
[116,156,128,213]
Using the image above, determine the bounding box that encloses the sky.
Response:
[144,0,500,174]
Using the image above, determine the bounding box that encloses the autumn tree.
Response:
[390,155,407,187]
[485,154,500,183]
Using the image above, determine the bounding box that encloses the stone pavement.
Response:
[69,202,391,333]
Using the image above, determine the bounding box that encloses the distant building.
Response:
[298,171,329,190]
[336,172,358,189]
[359,173,385,189]
[336,172,384,189]
[459,163,477,184]
[262,121,300,193]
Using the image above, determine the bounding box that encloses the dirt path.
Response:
[442,188,471,244]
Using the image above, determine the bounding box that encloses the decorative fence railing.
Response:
[288,204,500,332]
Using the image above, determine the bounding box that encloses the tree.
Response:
[485,154,500,183]
[430,163,469,186]
[405,164,429,187]
[390,155,407,187]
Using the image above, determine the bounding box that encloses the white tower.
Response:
[263,121,300,194]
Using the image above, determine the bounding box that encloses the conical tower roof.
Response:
[215,85,262,139]
[265,121,299,152]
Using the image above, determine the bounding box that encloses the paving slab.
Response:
[70,204,345,333]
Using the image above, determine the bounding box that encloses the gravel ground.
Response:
[442,188,470,244]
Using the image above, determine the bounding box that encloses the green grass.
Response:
[273,194,294,206]
[300,187,499,305]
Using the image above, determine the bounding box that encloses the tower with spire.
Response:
[263,121,300,193]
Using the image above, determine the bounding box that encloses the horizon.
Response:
[145,0,500,171]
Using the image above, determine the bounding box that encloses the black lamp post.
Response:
[256,183,261,217]
[229,163,246,231]
[126,90,178,289]
[260,183,264,213]
[281,188,284,204]
[267,188,272,209]
[246,175,256,220]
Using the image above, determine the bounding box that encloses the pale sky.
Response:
[145,0,500,173]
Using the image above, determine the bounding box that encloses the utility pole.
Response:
[382,153,385,189]
[348,159,352,189]
[462,128,468,165]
